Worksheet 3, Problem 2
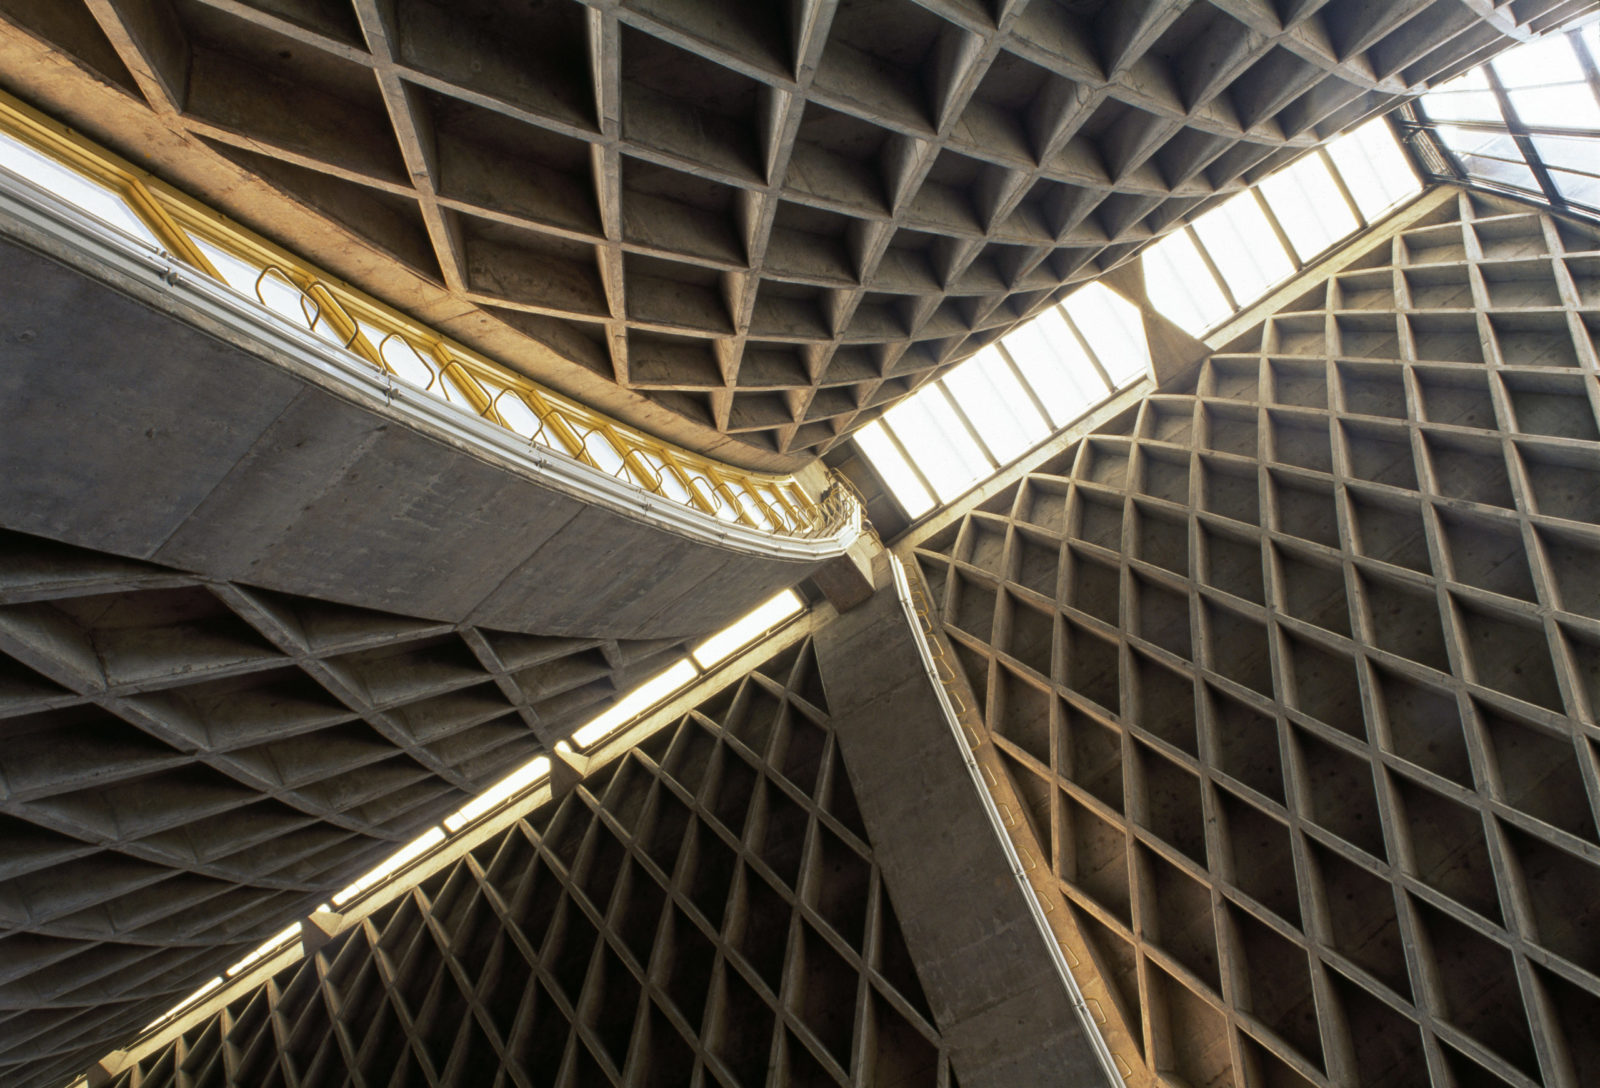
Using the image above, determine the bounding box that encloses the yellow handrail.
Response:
[0,91,856,542]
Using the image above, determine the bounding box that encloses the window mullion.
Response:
[937,381,1000,470]
[1253,187,1303,274]
[1059,307,1115,392]
[996,341,1056,427]
[1187,224,1239,312]
[879,419,941,505]
[1318,146,1369,230]
[1484,61,1564,208]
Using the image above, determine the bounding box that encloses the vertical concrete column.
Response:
[814,584,1111,1086]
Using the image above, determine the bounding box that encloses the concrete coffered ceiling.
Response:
[0,0,1584,468]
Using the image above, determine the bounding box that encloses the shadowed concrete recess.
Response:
[0,0,1579,464]
[69,638,962,1088]
[906,192,1600,1088]
[0,525,707,1087]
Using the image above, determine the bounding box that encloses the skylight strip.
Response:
[1409,25,1600,220]
[936,381,1003,471]
[129,585,816,1048]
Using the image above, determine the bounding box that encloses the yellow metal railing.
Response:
[0,92,856,540]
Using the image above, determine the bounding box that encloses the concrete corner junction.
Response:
[1,2,1599,1088]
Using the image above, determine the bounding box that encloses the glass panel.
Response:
[1064,282,1149,388]
[0,129,161,246]
[1191,190,1295,304]
[730,484,776,528]
[1325,118,1421,221]
[359,318,439,389]
[1457,153,1540,191]
[999,306,1105,425]
[191,235,266,298]
[1492,32,1586,88]
[496,393,547,440]
[1551,168,1600,211]
[883,392,991,502]
[1510,84,1600,129]
[582,428,627,477]
[1419,68,1503,123]
[1436,125,1523,161]
[1143,230,1233,335]
[941,345,1051,463]
[639,452,694,504]
[854,420,935,516]
[1259,153,1360,262]
[1531,133,1600,173]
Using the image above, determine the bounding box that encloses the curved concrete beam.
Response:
[0,188,849,640]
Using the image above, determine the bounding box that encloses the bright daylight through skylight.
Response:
[132,587,806,1038]
[1407,21,1600,216]
[858,115,1426,522]
[856,282,1153,518]
[1144,117,1421,338]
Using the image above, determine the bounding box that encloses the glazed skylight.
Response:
[1405,22,1600,217]
[855,115,1425,522]
[1144,118,1422,338]
[856,282,1153,518]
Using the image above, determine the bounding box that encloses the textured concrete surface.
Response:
[0,0,1567,464]
[53,638,960,1088]
[0,524,705,1087]
[0,230,824,640]
[903,192,1600,1088]
[815,584,1109,1087]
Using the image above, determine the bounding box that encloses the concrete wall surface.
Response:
[0,230,824,641]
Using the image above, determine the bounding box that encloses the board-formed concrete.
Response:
[72,637,955,1088]
[0,220,834,641]
[814,580,1112,1087]
[0,0,1576,464]
[905,192,1600,1088]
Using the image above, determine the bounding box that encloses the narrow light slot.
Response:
[691,590,805,670]
[442,755,552,832]
[143,976,222,1031]
[225,923,301,978]
[572,660,699,749]
[331,826,446,907]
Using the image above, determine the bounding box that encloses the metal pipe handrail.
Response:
[0,90,859,546]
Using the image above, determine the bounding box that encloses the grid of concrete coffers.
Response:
[0,527,694,1088]
[0,0,1581,461]
[910,193,1600,1087]
[92,637,949,1088]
